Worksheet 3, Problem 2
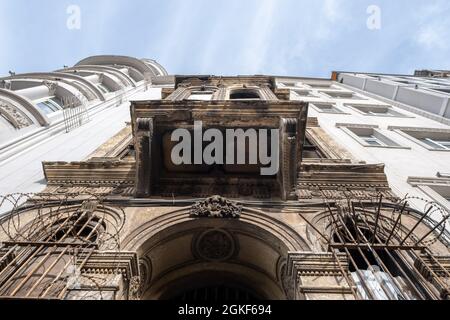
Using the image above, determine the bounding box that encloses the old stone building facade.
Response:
[0,57,449,300]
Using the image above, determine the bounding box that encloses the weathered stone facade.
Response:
[0,76,449,301]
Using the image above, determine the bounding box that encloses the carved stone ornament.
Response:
[43,80,58,95]
[190,195,242,219]
[195,229,236,261]
[128,276,141,300]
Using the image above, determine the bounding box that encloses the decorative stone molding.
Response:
[286,252,354,300]
[190,195,242,219]
[335,123,379,129]
[134,117,154,198]
[0,101,33,129]
[287,252,349,277]
[408,176,450,187]
[388,126,450,134]
[0,80,12,90]
[193,229,237,262]
[43,80,58,95]
[128,276,142,300]
[279,118,299,200]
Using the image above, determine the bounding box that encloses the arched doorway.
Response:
[122,204,310,301]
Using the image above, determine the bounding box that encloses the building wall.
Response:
[277,77,450,223]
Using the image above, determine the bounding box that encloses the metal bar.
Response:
[424,248,450,279]
[357,214,426,300]
[330,243,424,250]
[1,241,98,248]
[386,201,408,244]
[297,212,330,243]
[325,203,375,300]
[415,216,449,246]
[400,206,433,245]
[358,204,434,300]
[57,248,95,299]
[27,213,100,297]
[372,195,383,245]
[330,249,359,299]
[395,249,440,299]
[338,205,396,300]
[24,248,69,298]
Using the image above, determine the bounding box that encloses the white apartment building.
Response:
[0,55,170,197]
[277,73,450,225]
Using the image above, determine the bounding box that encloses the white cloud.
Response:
[323,0,341,22]
[239,0,278,74]
[416,23,449,50]
[414,2,450,51]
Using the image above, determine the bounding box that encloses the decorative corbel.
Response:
[134,117,154,198]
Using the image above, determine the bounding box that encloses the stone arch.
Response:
[122,206,310,300]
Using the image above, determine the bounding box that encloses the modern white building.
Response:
[277,72,450,225]
[0,55,169,197]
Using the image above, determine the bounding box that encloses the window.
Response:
[430,186,450,203]
[408,177,450,209]
[279,82,298,88]
[347,104,407,117]
[293,90,316,98]
[310,103,346,114]
[420,138,450,150]
[306,83,332,89]
[35,97,64,115]
[229,89,260,100]
[338,125,407,149]
[303,137,325,158]
[321,91,363,100]
[360,133,385,146]
[389,127,450,151]
[188,91,213,101]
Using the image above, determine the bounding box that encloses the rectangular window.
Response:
[321,91,364,100]
[389,127,450,151]
[347,104,407,117]
[360,134,385,146]
[293,90,317,98]
[305,83,332,89]
[311,103,345,114]
[35,97,64,114]
[420,138,450,150]
[338,125,407,149]
[188,91,213,101]
[408,178,450,209]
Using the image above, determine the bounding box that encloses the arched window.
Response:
[46,214,106,244]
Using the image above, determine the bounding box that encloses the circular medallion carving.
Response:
[195,229,236,261]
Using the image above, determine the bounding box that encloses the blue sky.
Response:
[0,0,449,77]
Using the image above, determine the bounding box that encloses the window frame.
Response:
[337,123,410,149]
[346,104,412,118]
[407,176,450,211]
[310,102,349,115]
[35,96,64,115]
[388,126,450,152]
